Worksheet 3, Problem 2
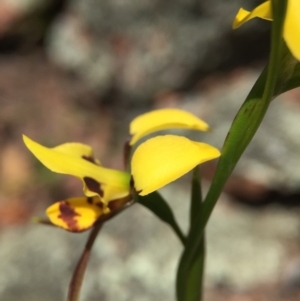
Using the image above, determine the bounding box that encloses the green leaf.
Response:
[136,191,186,245]
[176,1,289,298]
[279,60,300,94]
[272,42,299,96]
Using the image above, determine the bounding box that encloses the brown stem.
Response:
[67,197,134,301]
[68,222,102,301]
[123,137,131,170]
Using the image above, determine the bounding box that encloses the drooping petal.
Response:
[46,197,105,232]
[284,0,300,60]
[232,1,272,29]
[129,109,210,145]
[23,135,130,204]
[131,135,220,195]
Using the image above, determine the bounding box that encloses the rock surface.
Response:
[1,184,300,300]
[46,0,270,102]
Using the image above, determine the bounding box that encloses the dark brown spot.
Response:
[84,177,104,197]
[130,176,135,188]
[123,139,131,168]
[96,202,104,209]
[87,197,94,205]
[58,201,80,232]
[82,155,97,164]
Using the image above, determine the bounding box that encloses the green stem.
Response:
[189,168,205,301]
[176,168,205,301]
[176,1,288,299]
[198,235,205,301]
[189,168,202,230]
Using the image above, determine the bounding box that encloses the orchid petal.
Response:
[129,109,210,145]
[284,0,300,60]
[232,1,272,29]
[53,142,101,165]
[233,0,300,60]
[131,135,220,195]
[46,197,105,232]
[23,135,130,204]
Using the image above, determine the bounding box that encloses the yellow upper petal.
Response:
[131,135,220,195]
[284,0,300,60]
[129,109,210,145]
[23,135,130,204]
[46,196,105,232]
[233,0,299,60]
[232,1,272,29]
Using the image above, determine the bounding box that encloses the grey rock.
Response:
[1,183,300,300]
[281,259,300,295]
[46,0,269,102]
[0,204,180,301]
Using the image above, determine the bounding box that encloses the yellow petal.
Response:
[284,0,300,60]
[23,135,130,204]
[53,142,101,165]
[129,109,210,145]
[46,197,105,232]
[131,135,220,195]
[232,1,272,29]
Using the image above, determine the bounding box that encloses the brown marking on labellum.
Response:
[87,197,94,205]
[96,202,104,209]
[84,177,104,197]
[58,201,81,232]
[82,155,97,164]
[86,196,105,210]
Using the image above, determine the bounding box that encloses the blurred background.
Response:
[1,0,300,300]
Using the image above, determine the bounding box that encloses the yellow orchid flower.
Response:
[23,135,131,232]
[24,109,220,232]
[129,108,210,145]
[233,0,300,60]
